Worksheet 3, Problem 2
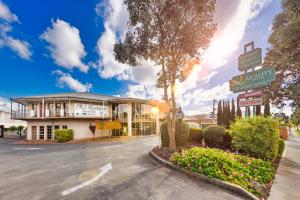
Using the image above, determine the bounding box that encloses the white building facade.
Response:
[10,93,160,141]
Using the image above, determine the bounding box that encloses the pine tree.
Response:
[236,97,242,118]
[231,99,236,122]
[255,105,261,115]
[264,99,271,116]
[217,100,222,125]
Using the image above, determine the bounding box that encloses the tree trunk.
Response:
[161,60,175,151]
[169,69,177,151]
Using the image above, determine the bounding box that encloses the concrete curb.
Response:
[149,149,259,200]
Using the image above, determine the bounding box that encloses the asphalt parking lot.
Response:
[0,136,245,200]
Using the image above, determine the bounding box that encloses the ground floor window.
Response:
[32,126,37,140]
[39,126,44,140]
[62,125,67,129]
[132,121,156,136]
[54,125,60,130]
[112,122,128,136]
[47,126,52,140]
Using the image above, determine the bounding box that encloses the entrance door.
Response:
[32,126,37,140]
[0,125,4,138]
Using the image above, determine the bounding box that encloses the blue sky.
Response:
[0,0,284,114]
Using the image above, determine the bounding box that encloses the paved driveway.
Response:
[0,136,245,200]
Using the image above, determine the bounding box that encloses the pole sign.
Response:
[238,90,262,99]
[229,67,276,93]
[238,48,262,71]
[239,98,263,107]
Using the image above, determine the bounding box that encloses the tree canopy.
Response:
[114,0,216,151]
[264,0,300,107]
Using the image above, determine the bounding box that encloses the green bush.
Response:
[203,125,226,148]
[188,128,203,142]
[161,120,190,148]
[230,116,280,161]
[55,129,73,142]
[171,147,275,197]
[222,130,233,149]
[278,139,285,157]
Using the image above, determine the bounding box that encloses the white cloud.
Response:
[95,0,271,114]
[52,70,92,92]
[41,19,88,73]
[0,1,18,22]
[5,36,32,60]
[0,1,32,60]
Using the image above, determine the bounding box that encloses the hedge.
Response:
[230,116,280,161]
[161,120,190,148]
[55,129,73,142]
[203,125,226,148]
[278,139,285,157]
[188,128,203,142]
[171,147,275,197]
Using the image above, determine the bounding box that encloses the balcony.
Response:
[11,110,111,120]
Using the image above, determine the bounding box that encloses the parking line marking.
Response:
[61,162,112,196]
[13,147,42,150]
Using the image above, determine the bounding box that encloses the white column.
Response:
[127,103,132,136]
[44,125,47,140]
[27,124,32,140]
[37,125,40,140]
[42,98,45,118]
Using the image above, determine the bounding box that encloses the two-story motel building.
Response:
[10,92,160,141]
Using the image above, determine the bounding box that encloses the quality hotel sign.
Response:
[230,68,276,93]
[239,98,263,107]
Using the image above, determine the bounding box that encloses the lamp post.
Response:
[176,107,184,121]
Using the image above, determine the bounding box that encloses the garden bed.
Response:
[153,146,280,200]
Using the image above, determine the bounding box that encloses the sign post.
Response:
[229,41,275,117]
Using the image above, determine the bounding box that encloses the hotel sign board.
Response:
[74,103,109,117]
[238,48,262,71]
[230,68,276,93]
[238,90,262,99]
[239,98,263,107]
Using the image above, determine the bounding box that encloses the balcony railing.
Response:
[11,110,111,119]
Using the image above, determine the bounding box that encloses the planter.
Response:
[280,126,288,140]
[149,148,259,200]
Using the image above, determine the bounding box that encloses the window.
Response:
[39,126,44,140]
[47,126,52,140]
[32,126,37,140]
[62,125,68,129]
[54,125,60,130]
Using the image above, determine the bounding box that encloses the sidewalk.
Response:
[268,130,300,200]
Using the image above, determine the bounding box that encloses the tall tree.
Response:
[255,105,261,115]
[217,100,222,126]
[264,0,300,108]
[114,0,216,151]
[291,106,300,130]
[236,97,242,118]
[231,99,236,122]
[264,99,271,116]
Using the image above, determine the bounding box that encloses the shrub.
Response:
[203,125,226,148]
[161,120,190,148]
[230,116,280,161]
[55,129,73,142]
[222,130,233,149]
[188,128,203,142]
[171,147,275,197]
[278,139,285,157]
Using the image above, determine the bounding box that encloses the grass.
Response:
[296,130,300,137]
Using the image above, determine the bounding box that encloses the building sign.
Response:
[229,68,276,93]
[238,48,262,71]
[74,103,109,117]
[238,90,262,99]
[239,98,263,107]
